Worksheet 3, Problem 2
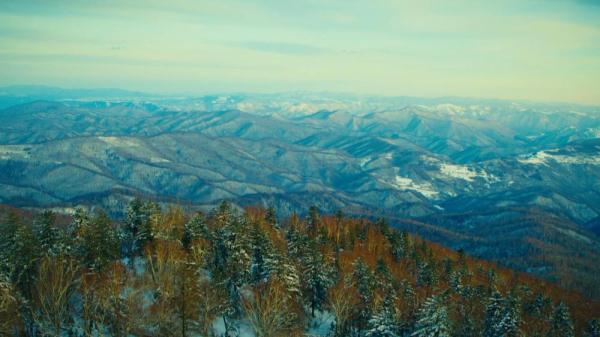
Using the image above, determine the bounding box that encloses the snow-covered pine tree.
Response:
[366,302,399,337]
[7,221,38,295]
[449,269,463,293]
[273,255,301,299]
[353,258,376,328]
[250,221,271,284]
[548,301,574,337]
[482,290,521,337]
[33,210,58,256]
[303,246,334,317]
[222,226,252,320]
[265,206,278,228]
[500,294,521,337]
[81,210,120,271]
[181,211,207,250]
[286,224,309,260]
[411,294,451,337]
[375,257,392,287]
[483,291,504,337]
[416,261,436,288]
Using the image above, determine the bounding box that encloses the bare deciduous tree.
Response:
[328,280,359,336]
[0,278,21,336]
[243,281,301,337]
[31,256,79,337]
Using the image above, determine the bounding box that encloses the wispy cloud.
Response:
[233,41,327,55]
[0,0,599,104]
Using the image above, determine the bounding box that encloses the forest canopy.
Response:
[0,200,598,337]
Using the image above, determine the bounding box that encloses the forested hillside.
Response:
[0,201,598,337]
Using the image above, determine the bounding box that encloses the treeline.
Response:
[0,200,599,337]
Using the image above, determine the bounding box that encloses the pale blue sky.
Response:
[1,0,599,104]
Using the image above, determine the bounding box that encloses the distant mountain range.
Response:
[1,85,599,296]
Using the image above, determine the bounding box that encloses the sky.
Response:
[1,0,599,104]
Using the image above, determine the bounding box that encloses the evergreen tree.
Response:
[181,211,207,250]
[217,215,251,320]
[124,199,160,257]
[33,210,58,256]
[9,222,39,297]
[412,294,451,337]
[366,303,399,337]
[308,205,320,237]
[483,291,504,337]
[81,210,120,270]
[449,269,463,293]
[548,301,574,337]
[250,221,273,284]
[303,246,334,317]
[353,258,376,328]
[584,319,600,337]
[483,291,520,337]
[416,261,436,288]
[274,256,301,299]
[528,292,553,319]
[286,224,308,260]
[501,294,521,337]
[265,206,277,228]
[0,212,21,278]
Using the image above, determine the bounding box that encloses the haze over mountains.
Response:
[1,85,600,296]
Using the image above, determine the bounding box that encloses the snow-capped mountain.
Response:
[1,86,600,295]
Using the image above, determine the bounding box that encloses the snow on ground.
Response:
[420,155,440,163]
[149,156,170,163]
[360,156,372,168]
[0,145,31,159]
[517,151,551,165]
[434,103,465,115]
[518,150,600,165]
[212,317,256,337]
[390,175,439,199]
[307,310,335,337]
[439,163,478,181]
[98,136,141,148]
[439,163,498,182]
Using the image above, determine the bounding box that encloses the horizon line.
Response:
[1,83,599,109]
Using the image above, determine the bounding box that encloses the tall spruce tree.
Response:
[412,294,451,337]
[366,302,399,337]
[33,210,58,256]
[548,301,574,337]
[353,258,376,328]
[483,291,504,337]
[303,246,334,317]
[308,205,320,237]
[181,211,207,250]
[81,210,120,271]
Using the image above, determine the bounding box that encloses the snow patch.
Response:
[440,163,477,181]
[150,156,170,163]
[0,145,31,159]
[420,155,440,163]
[518,150,600,165]
[360,157,372,168]
[390,176,439,199]
[439,163,498,182]
[99,136,141,148]
[435,103,465,115]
